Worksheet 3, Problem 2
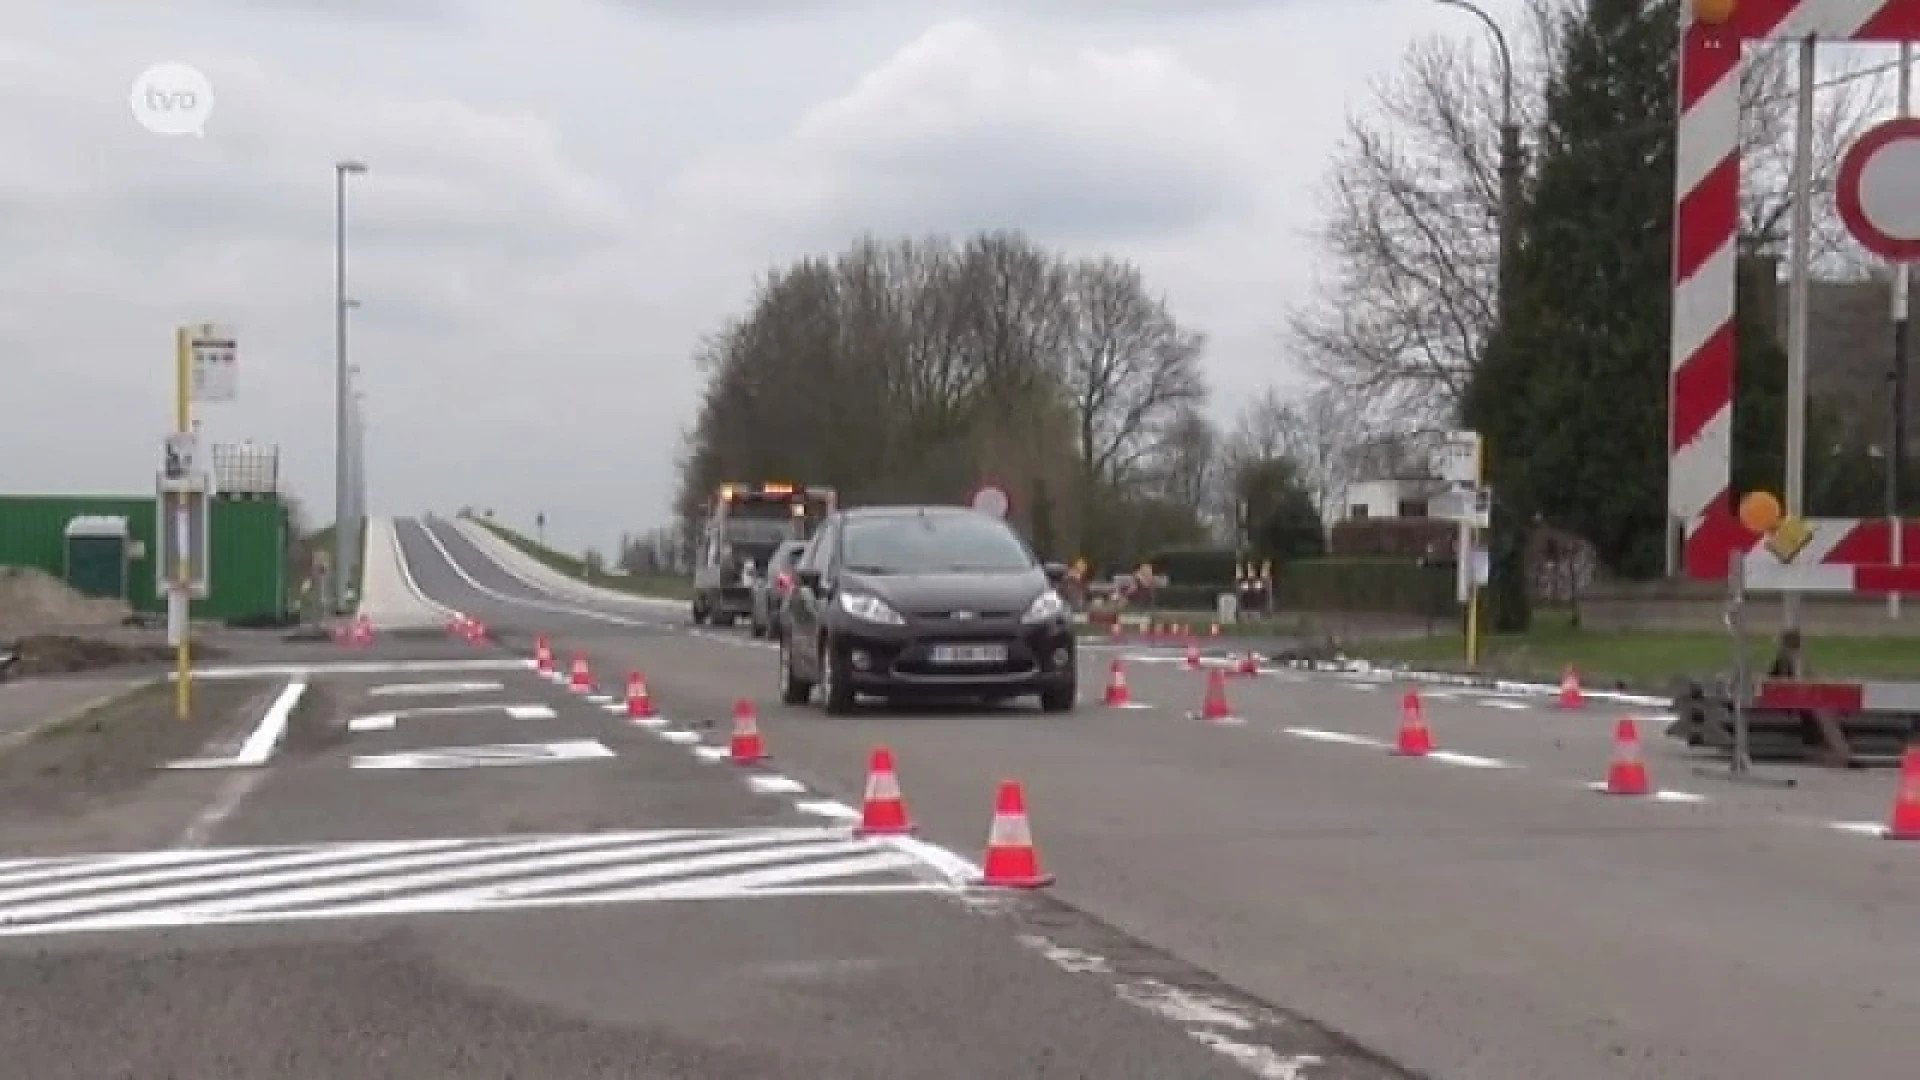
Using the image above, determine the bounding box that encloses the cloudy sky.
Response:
[1,0,1527,555]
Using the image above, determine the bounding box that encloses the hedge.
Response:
[1277,557,1455,617]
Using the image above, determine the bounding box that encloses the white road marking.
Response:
[164,680,307,769]
[1282,727,1391,749]
[186,660,532,680]
[587,694,613,705]
[691,745,730,763]
[1483,700,1533,711]
[348,702,554,732]
[1424,750,1512,770]
[1829,820,1891,838]
[1582,783,1708,803]
[658,730,699,745]
[793,800,862,821]
[174,770,270,848]
[367,681,503,697]
[0,828,949,936]
[350,739,615,770]
[747,774,805,794]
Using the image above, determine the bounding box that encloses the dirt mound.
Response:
[4,634,196,677]
[0,566,130,636]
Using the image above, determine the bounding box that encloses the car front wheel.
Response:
[778,636,813,705]
[818,635,856,715]
[1039,683,1077,713]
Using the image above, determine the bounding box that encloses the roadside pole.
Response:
[172,328,193,720]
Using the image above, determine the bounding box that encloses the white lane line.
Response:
[1424,750,1512,770]
[1282,727,1391,749]
[691,745,729,763]
[794,800,862,822]
[1482,700,1533,712]
[747,774,805,794]
[1582,783,1709,803]
[657,730,699,745]
[1829,820,1891,838]
[506,705,556,720]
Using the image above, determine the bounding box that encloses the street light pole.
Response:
[1435,0,1520,323]
[1889,44,1913,619]
[333,160,367,614]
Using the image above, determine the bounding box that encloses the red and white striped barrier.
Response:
[1670,1,1920,581]
[1756,679,1920,714]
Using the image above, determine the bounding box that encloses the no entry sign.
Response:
[1837,116,1920,263]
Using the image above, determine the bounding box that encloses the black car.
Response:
[778,505,1077,714]
[749,541,809,639]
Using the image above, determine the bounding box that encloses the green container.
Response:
[0,493,292,623]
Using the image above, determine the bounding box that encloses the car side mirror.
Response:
[797,568,824,591]
[1042,562,1069,584]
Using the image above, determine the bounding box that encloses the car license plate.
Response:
[929,644,1006,665]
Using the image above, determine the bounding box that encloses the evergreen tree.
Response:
[1490,0,1681,580]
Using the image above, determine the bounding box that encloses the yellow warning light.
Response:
[1737,490,1782,533]
[1692,0,1735,26]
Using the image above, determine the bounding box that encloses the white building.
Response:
[1342,476,1445,521]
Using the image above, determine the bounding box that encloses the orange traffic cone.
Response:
[465,619,487,643]
[1558,666,1584,709]
[1184,643,1201,671]
[1602,718,1651,796]
[1888,748,1920,840]
[353,616,374,645]
[1393,690,1433,756]
[569,655,592,693]
[729,699,767,763]
[1103,659,1133,707]
[977,780,1053,888]
[534,635,552,674]
[625,672,657,719]
[854,747,915,836]
[447,615,468,637]
[1197,668,1236,722]
[1235,652,1259,677]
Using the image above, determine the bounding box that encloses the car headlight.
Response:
[838,591,905,625]
[1023,589,1068,623]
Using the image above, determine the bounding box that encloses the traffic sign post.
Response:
[169,324,234,720]
[1837,107,1920,619]
[1434,430,1488,668]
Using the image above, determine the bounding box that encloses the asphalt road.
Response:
[0,518,1378,1080]
[393,514,1920,1080]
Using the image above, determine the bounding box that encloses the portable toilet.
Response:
[63,515,130,601]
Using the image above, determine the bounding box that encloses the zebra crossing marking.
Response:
[349,739,615,770]
[0,827,951,936]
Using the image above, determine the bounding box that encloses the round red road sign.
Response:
[1836,116,1920,263]
[969,482,1009,519]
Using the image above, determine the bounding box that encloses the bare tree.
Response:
[1217,387,1375,524]
[672,230,1213,565]
[1060,256,1207,490]
[1289,0,1890,423]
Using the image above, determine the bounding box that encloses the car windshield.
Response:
[841,512,1036,574]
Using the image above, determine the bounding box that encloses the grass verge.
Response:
[1348,617,1920,689]
[464,516,691,601]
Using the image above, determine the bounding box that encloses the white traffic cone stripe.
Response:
[866,771,900,801]
[988,812,1032,847]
